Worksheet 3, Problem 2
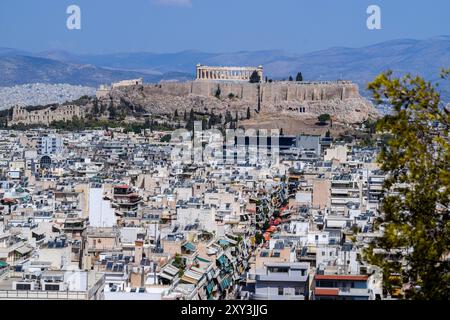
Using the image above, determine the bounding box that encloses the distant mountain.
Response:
[0,36,448,100]
[0,55,191,87]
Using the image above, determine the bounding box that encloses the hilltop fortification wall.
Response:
[107,80,376,123]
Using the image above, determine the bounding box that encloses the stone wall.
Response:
[9,105,86,126]
[105,80,377,123]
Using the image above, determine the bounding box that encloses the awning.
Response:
[220,277,232,290]
[218,239,230,247]
[183,242,196,251]
[196,256,211,263]
[206,282,214,294]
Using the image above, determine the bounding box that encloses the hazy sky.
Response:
[0,0,449,54]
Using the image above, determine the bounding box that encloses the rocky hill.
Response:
[100,80,377,124]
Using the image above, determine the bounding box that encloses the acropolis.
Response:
[196,64,263,82]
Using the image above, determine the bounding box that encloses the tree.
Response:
[296,72,303,82]
[364,70,450,300]
[249,71,261,83]
[317,113,331,123]
[108,105,117,119]
[160,134,171,143]
[215,86,221,98]
[185,108,195,131]
[247,107,251,120]
[288,75,293,81]
[225,111,233,124]
[254,232,265,245]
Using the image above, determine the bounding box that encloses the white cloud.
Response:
[153,0,193,7]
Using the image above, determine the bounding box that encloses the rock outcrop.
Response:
[101,80,378,123]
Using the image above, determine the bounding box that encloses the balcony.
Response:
[255,273,308,283]
[338,287,372,297]
[250,292,305,300]
[0,290,88,300]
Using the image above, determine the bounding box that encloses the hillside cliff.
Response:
[100,80,378,123]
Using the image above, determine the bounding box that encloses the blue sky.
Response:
[0,0,449,54]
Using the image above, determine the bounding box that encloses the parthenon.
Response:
[196,64,263,82]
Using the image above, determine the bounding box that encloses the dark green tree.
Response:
[160,134,171,143]
[317,113,331,123]
[288,75,293,81]
[364,70,450,300]
[225,111,233,124]
[249,71,261,83]
[296,72,303,82]
[215,86,221,98]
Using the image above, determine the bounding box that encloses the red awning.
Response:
[315,288,339,296]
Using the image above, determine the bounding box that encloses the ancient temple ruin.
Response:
[196,64,263,82]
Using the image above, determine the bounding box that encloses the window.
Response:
[295,287,302,295]
[315,235,319,241]
[16,283,31,290]
[270,267,289,273]
[271,251,281,258]
[45,284,60,291]
[278,287,284,295]
[322,251,325,256]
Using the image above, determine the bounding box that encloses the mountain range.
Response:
[0,36,449,100]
